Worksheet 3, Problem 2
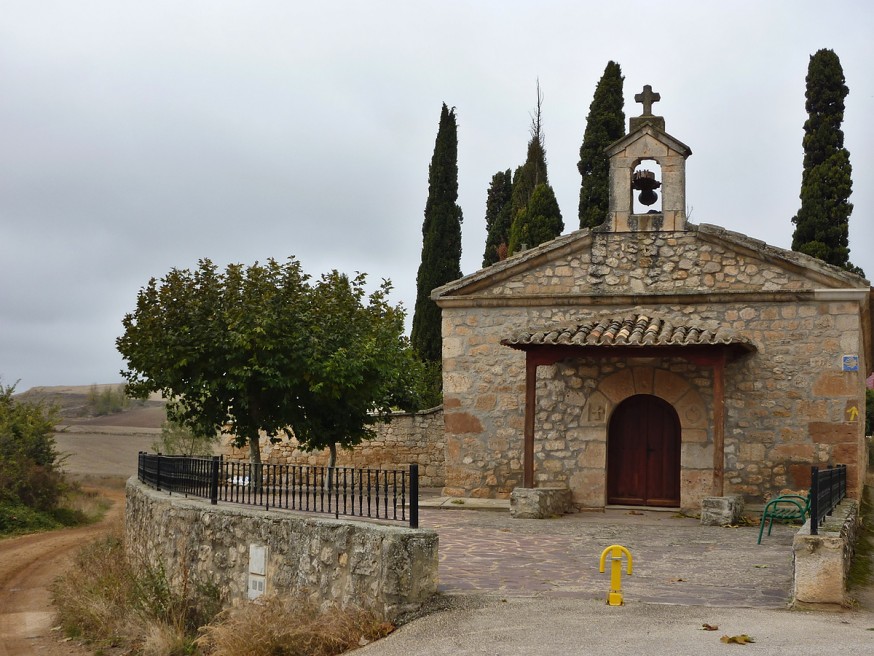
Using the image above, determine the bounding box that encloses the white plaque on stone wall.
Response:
[249,544,267,575]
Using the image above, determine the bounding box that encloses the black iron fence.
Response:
[809,464,847,536]
[137,453,419,528]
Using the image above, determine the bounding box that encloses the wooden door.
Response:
[607,394,681,507]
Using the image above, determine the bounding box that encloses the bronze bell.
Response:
[632,169,661,207]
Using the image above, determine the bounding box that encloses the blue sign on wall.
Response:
[842,355,859,372]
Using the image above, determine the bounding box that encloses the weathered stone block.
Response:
[792,500,858,607]
[510,487,573,519]
[700,495,744,525]
[445,412,484,435]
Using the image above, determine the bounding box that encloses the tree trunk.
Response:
[248,432,263,491]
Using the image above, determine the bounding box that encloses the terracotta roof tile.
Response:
[502,313,755,350]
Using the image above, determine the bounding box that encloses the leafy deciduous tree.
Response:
[791,49,862,276]
[411,103,463,366]
[578,61,625,229]
[118,258,424,468]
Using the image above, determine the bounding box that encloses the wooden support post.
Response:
[712,352,726,496]
[524,354,537,488]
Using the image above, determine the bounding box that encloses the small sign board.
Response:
[842,355,859,372]
[248,574,266,600]
[249,544,267,575]
[248,544,268,600]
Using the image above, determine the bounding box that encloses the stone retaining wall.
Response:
[792,499,859,607]
[125,479,438,621]
[219,407,445,488]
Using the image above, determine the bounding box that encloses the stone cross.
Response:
[634,85,661,116]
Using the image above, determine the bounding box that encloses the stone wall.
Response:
[532,359,713,510]
[125,479,438,621]
[438,226,869,506]
[220,407,445,488]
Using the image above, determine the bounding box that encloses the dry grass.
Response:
[52,525,149,647]
[52,522,222,653]
[196,596,394,656]
[54,527,393,655]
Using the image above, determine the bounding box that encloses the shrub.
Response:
[85,384,132,416]
[53,527,222,652]
[153,409,218,457]
[0,501,61,534]
[865,387,873,437]
[0,383,64,514]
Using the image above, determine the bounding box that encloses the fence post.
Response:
[809,465,819,536]
[210,456,220,505]
[409,463,419,529]
[156,453,163,492]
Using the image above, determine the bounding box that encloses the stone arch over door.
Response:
[580,366,712,510]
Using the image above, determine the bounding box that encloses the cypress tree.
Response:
[791,49,862,275]
[508,81,563,254]
[578,61,625,229]
[482,169,513,267]
[510,82,548,222]
[411,103,463,365]
[508,183,564,254]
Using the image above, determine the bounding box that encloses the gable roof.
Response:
[604,122,692,158]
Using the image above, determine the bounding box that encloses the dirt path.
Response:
[0,487,125,656]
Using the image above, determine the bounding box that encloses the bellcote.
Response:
[604,85,692,232]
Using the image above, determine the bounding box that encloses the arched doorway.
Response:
[607,394,681,507]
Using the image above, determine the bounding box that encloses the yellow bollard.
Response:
[598,544,633,606]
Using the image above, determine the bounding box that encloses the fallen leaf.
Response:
[670,577,686,583]
[627,510,644,515]
[754,564,769,569]
[701,623,719,631]
[720,634,755,644]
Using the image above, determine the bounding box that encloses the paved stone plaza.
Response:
[423,505,794,607]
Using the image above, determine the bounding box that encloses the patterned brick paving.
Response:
[423,507,794,607]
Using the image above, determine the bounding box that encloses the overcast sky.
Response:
[2,1,872,391]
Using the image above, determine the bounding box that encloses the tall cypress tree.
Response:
[508,183,564,254]
[508,81,563,254]
[411,103,463,364]
[482,169,513,267]
[791,49,861,275]
[578,61,625,229]
[509,82,548,227]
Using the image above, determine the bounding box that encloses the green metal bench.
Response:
[757,494,810,544]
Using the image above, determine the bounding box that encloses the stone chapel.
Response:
[432,87,872,512]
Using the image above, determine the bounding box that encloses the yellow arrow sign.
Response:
[847,405,859,421]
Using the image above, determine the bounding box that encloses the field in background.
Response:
[18,384,167,479]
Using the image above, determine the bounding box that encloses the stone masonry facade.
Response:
[436,225,870,510]
[220,407,445,488]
